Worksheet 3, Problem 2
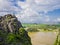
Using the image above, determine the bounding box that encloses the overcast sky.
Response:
[0,0,60,24]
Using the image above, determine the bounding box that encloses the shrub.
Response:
[27,27,39,32]
[6,33,16,44]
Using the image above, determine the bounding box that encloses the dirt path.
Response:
[28,32,57,45]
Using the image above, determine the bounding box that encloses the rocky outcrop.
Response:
[0,14,32,45]
[0,14,22,33]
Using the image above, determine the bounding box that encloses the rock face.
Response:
[0,14,32,45]
[0,14,22,33]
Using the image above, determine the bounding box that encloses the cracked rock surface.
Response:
[0,14,32,45]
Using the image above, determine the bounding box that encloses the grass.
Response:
[22,23,59,33]
[23,23,59,45]
[22,23,46,27]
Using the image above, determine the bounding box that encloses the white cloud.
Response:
[35,0,51,5]
[0,0,21,15]
[17,0,60,13]
[16,10,50,23]
[54,18,60,23]
[0,0,12,11]
[44,16,50,22]
[18,1,29,9]
[0,0,60,23]
[57,18,60,22]
[17,0,60,23]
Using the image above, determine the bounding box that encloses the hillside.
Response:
[0,14,32,45]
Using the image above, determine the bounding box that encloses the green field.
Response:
[22,23,60,45]
[22,23,60,32]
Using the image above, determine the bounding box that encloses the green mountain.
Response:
[0,14,32,45]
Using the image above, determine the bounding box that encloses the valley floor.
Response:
[28,32,58,45]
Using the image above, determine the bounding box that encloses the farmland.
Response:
[22,23,60,32]
[22,23,60,45]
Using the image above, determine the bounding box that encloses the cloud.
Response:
[16,10,50,23]
[16,0,60,23]
[0,0,13,10]
[17,0,60,13]
[57,18,60,21]
[0,0,21,15]
[0,0,60,23]
[55,18,60,22]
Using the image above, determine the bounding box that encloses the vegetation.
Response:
[54,29,60,45]
[54,35,60,45]
[27,27,39,32]
[0,14,32,45]
[0,28,32,45]
[0,14,60,45]
[23,23,60,45]
[22,23,60,32]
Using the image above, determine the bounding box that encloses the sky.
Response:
[0,0,60,24]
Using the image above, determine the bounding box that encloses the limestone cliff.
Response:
[0,14,32,45]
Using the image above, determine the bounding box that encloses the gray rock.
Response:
[0,14,32,45]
